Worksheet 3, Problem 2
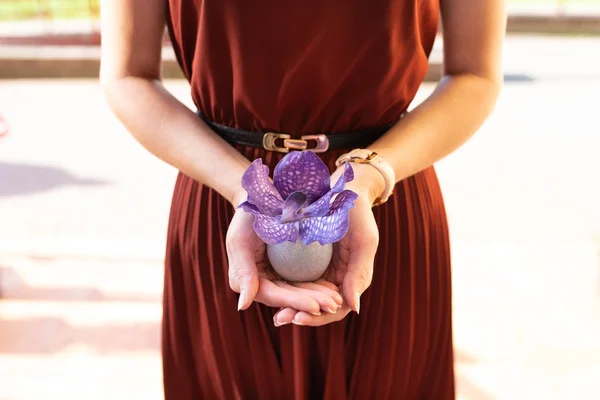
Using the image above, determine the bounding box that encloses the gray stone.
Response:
[267,240,333,282]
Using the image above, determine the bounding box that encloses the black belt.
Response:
[198,111,397,153]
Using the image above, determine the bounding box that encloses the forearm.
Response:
[342,73,501,203]
[371,73,501,182]
[101,77,250,205]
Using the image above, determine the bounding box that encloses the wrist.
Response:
[336,162,385,206]
[230,187,248,208]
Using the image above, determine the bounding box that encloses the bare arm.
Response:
[277,1,507,327]
[348,0,507,202]
[99,0,250,206]
[100,0,347,314]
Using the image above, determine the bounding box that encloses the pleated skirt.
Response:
[162,146,455,400]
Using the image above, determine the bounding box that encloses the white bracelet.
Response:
[335,149,395,206]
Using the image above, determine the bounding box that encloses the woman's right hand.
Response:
[226,207,343,315]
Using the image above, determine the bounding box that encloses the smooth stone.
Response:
[267,240,333,282]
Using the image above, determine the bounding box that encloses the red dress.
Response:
[163,1,455,398]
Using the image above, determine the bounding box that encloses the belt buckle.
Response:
[263,133,329,153]
[262,133,291,153]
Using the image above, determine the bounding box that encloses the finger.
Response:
[273,281,339,313]
[289,281,343,306]
[255,278,321,315]
[315,279,341,293]
[342,235,378,314]
[291,305,352,327]
[228,248,260,311]
[273,308,297,327]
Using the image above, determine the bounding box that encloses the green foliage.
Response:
[0,0,100,21]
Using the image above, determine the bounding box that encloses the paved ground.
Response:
[1,38,600,399]
[2,33,600,81]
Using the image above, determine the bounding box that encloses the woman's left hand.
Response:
[273,163,384,327]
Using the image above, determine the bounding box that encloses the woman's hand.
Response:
[272,164,383,327]
[226,191,344,315]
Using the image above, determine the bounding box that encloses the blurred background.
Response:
[0,1,599,399]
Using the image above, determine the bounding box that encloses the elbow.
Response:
[99,67,159,108]
[476,74,503,119]
[99,76,119,101]
[99,72,140,125]
[485,71,504,103]
[483,75,503,114]
[98,69,163,134]
[444,62,503,99]
[100,77,127,120]
[467,69,503,107]
[487,74,503,115]
[440,50,504,122]
[99,60,118,90]
[99,64,124,110]
[99,63,152,106]
[442,69,503,115]
[99,74,119,93]
[99,71,143,115]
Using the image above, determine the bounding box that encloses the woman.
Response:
[100,0,505,398]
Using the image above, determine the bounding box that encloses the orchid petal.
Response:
[242,159,284,216]
[240,202,299,244]
[301,163,355,218]
[273,151,330,202]
[281,191,308,223]
[298,190,358,245]
[328,190,359,213]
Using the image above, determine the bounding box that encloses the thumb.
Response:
[228,247,260,311]
[342,240,376,314]
[237,270,259,311]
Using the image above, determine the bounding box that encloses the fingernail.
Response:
[292,319,304,326]
[355,292,361,314]
[310,311,321,316]
[327,307,337,314]
[273,312,289,327]
[237,291,247,311]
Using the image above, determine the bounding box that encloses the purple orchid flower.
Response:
[238,151,358,246]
